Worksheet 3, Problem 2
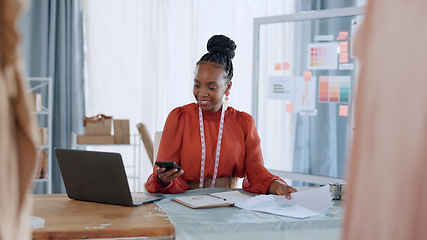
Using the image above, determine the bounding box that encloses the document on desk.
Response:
[173,190,254,209]
[234,185,333,219]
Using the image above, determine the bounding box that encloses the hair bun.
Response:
[206,35,237,60]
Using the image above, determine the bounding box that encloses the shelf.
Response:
[32,105,49,115]
[28,78,50,81]
[32,111,49,115]
[34,178,49,183]
[29,77,53,194]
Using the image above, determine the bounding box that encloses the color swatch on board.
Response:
[319,80,329,102]
[329,79,340,102]
[339,80,350,102]
[307,42,338,70]
[318,76,351,103]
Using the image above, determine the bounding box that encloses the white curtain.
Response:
[83,0,295,190]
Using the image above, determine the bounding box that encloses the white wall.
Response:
[83,0,295,190]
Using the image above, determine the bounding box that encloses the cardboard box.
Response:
[32,93,42,112]
[77,135,114,145]
[84,115,112,135]
[114,119,130,144]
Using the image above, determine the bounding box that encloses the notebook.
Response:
[55,148,164,207]
[173,190,254,209]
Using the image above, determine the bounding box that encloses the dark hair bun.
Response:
[207,35,237,60]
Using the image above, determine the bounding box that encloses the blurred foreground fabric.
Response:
[344,1,427,239]
[0,0,38,239]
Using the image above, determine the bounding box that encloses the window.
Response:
[253,7,364,185]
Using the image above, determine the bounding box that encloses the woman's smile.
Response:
[198,99,211,106]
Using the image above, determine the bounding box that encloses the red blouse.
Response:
[145,103,284,194]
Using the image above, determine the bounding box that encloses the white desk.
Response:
[155,188,343,240]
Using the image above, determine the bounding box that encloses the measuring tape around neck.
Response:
[198,104,225,188]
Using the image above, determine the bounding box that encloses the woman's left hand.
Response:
[268,180,297,199]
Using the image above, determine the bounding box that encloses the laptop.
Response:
[55,148,164,207]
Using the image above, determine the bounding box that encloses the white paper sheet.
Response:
[234,186,333,219]
[294,76,317,115]
[209,190,254,203]
[174,190,254,208]
[30,216,45,229]
[268,76,295,101]
[307,42,338,70]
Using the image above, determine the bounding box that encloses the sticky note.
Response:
[283,62,290,70]
[286,104,293,113]
[274,63,282,71]
[304,71,312,81]
[339,52,348,63]
[339,105,349,116]
[336,31,348,40]
[339,41,348,53]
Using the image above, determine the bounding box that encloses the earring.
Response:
[224,91,230,110]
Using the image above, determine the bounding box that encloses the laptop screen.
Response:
[55,148,135,206]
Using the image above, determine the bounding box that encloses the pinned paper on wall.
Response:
[336,31,348,40]
[294,76,317,115]
[339,63,354,70]
[268,76,295,100]
[339,105,349,116]
[318,76,351,103]
[274,63,282,71]
[307,42,338,70]
[286,104,293,113]
[314,35,334,41]
[304,71,312,81]
[283,62,290,70]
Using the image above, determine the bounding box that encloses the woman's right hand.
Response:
[156,167,184,187]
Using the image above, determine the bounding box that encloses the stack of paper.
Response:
[234,185,333,218]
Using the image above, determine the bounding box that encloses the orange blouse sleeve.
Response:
[240,112,285,194]
[145,107,189,193]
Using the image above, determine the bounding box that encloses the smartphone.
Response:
[155,161,182,171]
